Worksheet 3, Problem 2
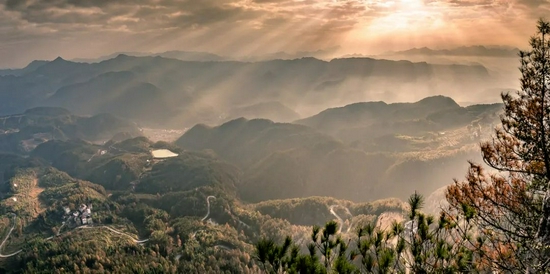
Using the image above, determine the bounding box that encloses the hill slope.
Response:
[296,96,502,145]
[0,107,141,154]
[175,113,485,202]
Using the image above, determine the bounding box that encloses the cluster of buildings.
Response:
[63,203,93,226]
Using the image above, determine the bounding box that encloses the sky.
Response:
[0,0,547,68]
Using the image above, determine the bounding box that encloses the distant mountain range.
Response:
[240,47,340,61]
[67,45,515,64]
[0,54,505,127]
[68,47,340,64]
[380,45,520,58]
[71,50,227,63]
[0,60,49,76]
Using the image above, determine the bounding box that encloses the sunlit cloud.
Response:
[0,0,547,67]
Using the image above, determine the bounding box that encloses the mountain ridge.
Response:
[0,55,503,127]
[381,45,519,57]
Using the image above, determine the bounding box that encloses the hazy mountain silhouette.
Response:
[0,55,503,127]
[226,101,301,122]
[296,96,460,129]
[240,47,340,61]
[46,71,170,124]
[381,45,519,57]
[72,50,226,63]
[295,95,502,143]
[0,60,49,76]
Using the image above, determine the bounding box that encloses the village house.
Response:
[64,203,93,227]
[78,204,87,213]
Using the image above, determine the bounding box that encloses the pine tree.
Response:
[254,193,481,273]
[446,19,550,273]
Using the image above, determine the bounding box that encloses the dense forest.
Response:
[0,130,406,273]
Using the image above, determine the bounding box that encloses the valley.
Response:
[0,90,500,272]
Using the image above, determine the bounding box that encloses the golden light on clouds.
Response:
[343,0,536,53]
[0,0,545,67]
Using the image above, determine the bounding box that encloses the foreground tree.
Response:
[254,193,484,273]
[446,19,550,272]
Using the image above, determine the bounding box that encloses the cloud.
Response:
[0,0,548,67]
[0,0,367,40]
[0,0,371,66]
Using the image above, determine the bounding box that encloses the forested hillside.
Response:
[0,107,141,154]
[0,122,412,273]
[176,96,500,201]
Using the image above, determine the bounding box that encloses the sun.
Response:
[361,0,445,39]
[340,0,450,53]
[369,0,443,32]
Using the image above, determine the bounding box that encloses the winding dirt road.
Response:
[329,205,344,234]
[0,215,149,258]
[201,196,216,222]
[329,205,353,234]
[0,214,22,258]
[79,225,149,243]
